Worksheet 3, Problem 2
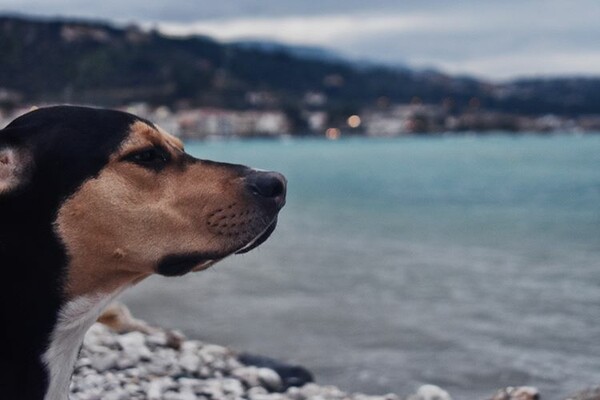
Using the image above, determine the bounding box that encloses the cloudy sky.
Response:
[1,0,599,80]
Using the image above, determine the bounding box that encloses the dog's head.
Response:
[0,106,286,299]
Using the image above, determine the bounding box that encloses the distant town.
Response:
[2,100,599,140]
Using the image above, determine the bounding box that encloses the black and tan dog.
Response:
[0,106,286,400]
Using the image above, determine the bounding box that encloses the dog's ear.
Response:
[0,144,31,195]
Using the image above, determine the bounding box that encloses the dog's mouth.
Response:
[235,217,278,254]
[156,217,278,277]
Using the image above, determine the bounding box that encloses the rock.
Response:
[196,379,226,398]
[198,365,212,378]
[163,389,197,400]
[232,366,262,387]
[165,330,186,350]
[258,368,284,392]
[116,356,137,370]
[250,393,290,400]
[409,384,452,400]
[284,386,303,400]
[117,331,152,361]
[101,389,129,400]
[490,386,540,400]
[179,352,201,373]
[89,353,118,372]
[238,353,314,390]
[231,365,282,391]
[221,377,246,396]
[296,383,327,398]
[248,386,270,397]
[146,377,176,400]
[201,344,230,358]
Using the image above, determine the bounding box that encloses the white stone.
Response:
[101,389,129,400]
[284,386,303,400]
[299,383,325,397]
[179,352,201,373]
[232,366,261,387]
[116,356,137,370]
[198,366,212,378]
[248,386,269,396]
[258,368,283,392]
[414,384,452,400]
[221,378,245,396]
[117,331,152,361]
[146,377,175,400]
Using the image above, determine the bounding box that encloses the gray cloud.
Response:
[1,0,452,21]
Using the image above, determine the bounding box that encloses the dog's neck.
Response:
[42,292,121,400]
[0,227,122,400]
[0,220,66,399]
[0,198,144,400]
[0,198,94,400]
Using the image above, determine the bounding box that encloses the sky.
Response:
[1,0,600,80]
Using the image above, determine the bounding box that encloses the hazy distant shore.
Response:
[2,103,600,140]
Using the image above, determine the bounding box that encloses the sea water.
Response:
[123,134,600,400]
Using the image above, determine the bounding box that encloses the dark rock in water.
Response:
[237,353,314,390]
[566,387,600,400]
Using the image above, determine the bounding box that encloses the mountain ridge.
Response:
[0,14,599,117]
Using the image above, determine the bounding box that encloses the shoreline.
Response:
[71,308,597,400]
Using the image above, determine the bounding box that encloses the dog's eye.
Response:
[124,147,170,170]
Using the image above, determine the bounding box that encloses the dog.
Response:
[0,105,286,400]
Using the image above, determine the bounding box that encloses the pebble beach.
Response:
[69,318,598,400]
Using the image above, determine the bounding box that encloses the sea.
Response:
[122,134,600,400]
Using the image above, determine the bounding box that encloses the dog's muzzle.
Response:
[244,170,287,210]
[156,170,287,276]
[234,170,286,254]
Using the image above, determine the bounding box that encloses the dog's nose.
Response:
[245,171,287,208]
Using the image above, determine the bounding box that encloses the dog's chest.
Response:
[42,292,120,400]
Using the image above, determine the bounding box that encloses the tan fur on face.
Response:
[55,121,272,299]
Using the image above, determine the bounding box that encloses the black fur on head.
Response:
[0,106,144,399]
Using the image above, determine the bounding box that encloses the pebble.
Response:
[179,352,201,373]
[232,366,262,387]
[490,386,540,400]
[89,352,118,372]
[409,385,452,400]
[258,367,283,392]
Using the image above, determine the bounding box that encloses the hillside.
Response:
[1,15,599,117]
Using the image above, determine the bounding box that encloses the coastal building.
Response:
[176,108,290,139]
[118,104,291,139]
[363,104,446,136]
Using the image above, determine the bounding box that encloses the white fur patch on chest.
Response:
[42,292,120,400]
